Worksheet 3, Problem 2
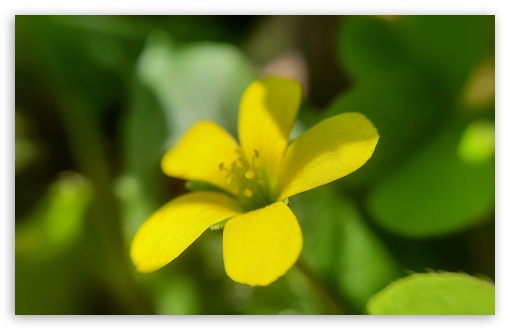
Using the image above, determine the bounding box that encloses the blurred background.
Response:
[15,15,495,315]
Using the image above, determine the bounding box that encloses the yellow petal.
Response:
[277,112,379,200]
[131,192,241,273]
[238,77,302,182]
[223,202,303,286]
[161,121,239,192]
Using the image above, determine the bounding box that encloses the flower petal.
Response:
[238,77,302,178]
[277,112,379,200]
[161,121,239,192]
[131,192,241,273]
[223,202,303,286]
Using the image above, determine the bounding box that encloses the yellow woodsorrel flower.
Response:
[131,77,379,286]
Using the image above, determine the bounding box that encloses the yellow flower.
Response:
[131,77,379,286]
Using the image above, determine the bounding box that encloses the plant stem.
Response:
[295,259,346,314]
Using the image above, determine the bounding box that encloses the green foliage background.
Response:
[15,15,495,315]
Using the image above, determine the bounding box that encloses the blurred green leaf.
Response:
[325,71,445,187]
[290,186,341,277]
[15,111,38,173]
[16,173,92,260]
[116,78,169,239]
[333,199,402,312]
[368,121,494,237]
[44,174,93,247]
[337,16,408,79]
[458,119,495,164]
[333,15,495,239]
[291,185,401,313]
[398,15,493,94]
[137,31,255,145]
[151,273,200,314]
[337,15,493,94]
[367,272,495,315]
[332,15,494,190]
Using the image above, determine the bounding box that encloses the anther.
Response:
[244,169,255,179]
[243,188,253,197]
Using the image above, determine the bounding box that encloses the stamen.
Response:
[217,148,271,211]
[244,169,255,179]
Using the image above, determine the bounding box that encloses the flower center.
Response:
[219,149,272,211]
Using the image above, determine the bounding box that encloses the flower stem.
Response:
[295,259,346,315]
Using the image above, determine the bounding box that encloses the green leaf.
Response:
[290,185,401,313]
[16,174,92,260]
[398,15,493,93]
[458,119,495,164]
[336,16,408,80]
[336,16,493,94]
[368,120,495,237]
[333,197,402,312]
[331,15,494,190]
[137,31,254,144]
[325,71,445,188]
[43,174,93,248]
[15,111,39,173]
[116,78,169,239]
[150,272,200,315]
[367,272,495,315]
